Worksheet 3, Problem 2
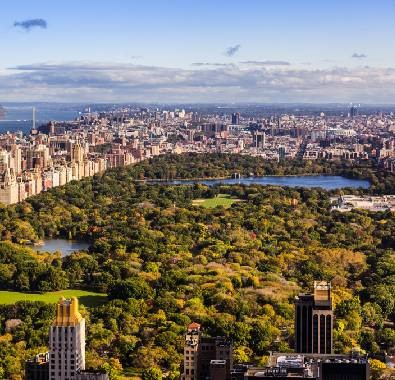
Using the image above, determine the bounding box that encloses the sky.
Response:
[1,0,395,103]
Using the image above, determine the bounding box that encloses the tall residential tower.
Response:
[49,298,86,380]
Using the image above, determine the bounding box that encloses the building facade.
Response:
[181,323,233,380]
[49,298,86,380]
[25,353,50,380]
[295,281,333,354]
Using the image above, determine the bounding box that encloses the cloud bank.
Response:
[2,61,395,103]
[13,18,47,31]
[191,62,234,67]
[240,60,290,66]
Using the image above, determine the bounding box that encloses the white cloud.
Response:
[1,62,395,103]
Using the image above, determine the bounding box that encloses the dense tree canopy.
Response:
[0,154,393,379]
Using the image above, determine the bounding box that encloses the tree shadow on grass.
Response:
[78,295,108,308]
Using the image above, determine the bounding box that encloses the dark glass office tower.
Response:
[295,281,333,354]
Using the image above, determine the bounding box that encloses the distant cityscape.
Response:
[0,103,394,206]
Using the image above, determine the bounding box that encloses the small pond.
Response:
[35,239,90,257]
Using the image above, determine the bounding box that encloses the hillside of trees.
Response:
[0,154,393,379]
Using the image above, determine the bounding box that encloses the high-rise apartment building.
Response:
[294,281,333,354]
[72,143,85,163]
[49,298,86,380]
[0,168,18,205]
[26,297,107,380]
[181,323,233,380]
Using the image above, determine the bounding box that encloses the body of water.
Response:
[0,106,80,134]
[161,175,370,190]
[35,239,90,257]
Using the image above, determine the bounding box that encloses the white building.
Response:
[49,298,86,380]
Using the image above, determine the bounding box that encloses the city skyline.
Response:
[2,0,395,103]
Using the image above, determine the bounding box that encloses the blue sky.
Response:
[1,0,395,103]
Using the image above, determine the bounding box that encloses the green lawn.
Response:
[192,194,241,209]
[0,289,107,307]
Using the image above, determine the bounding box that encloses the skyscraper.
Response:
[253,131,265,148]
[350,105,358,118]
[294,281,333,354]
[231,112,240,125]
[278,146,286,160]
[49,298,86,380]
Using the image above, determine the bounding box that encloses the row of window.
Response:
[50,359,75,364]
[53,326,76,332]
[51,353,76,358]
[51,365,75,370]
[52,336,74,341]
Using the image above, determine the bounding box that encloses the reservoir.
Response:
[163,175,370,190]
[35,239,90,257]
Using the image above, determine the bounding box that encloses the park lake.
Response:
[35,239,90,257]
[161,175,370,190]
